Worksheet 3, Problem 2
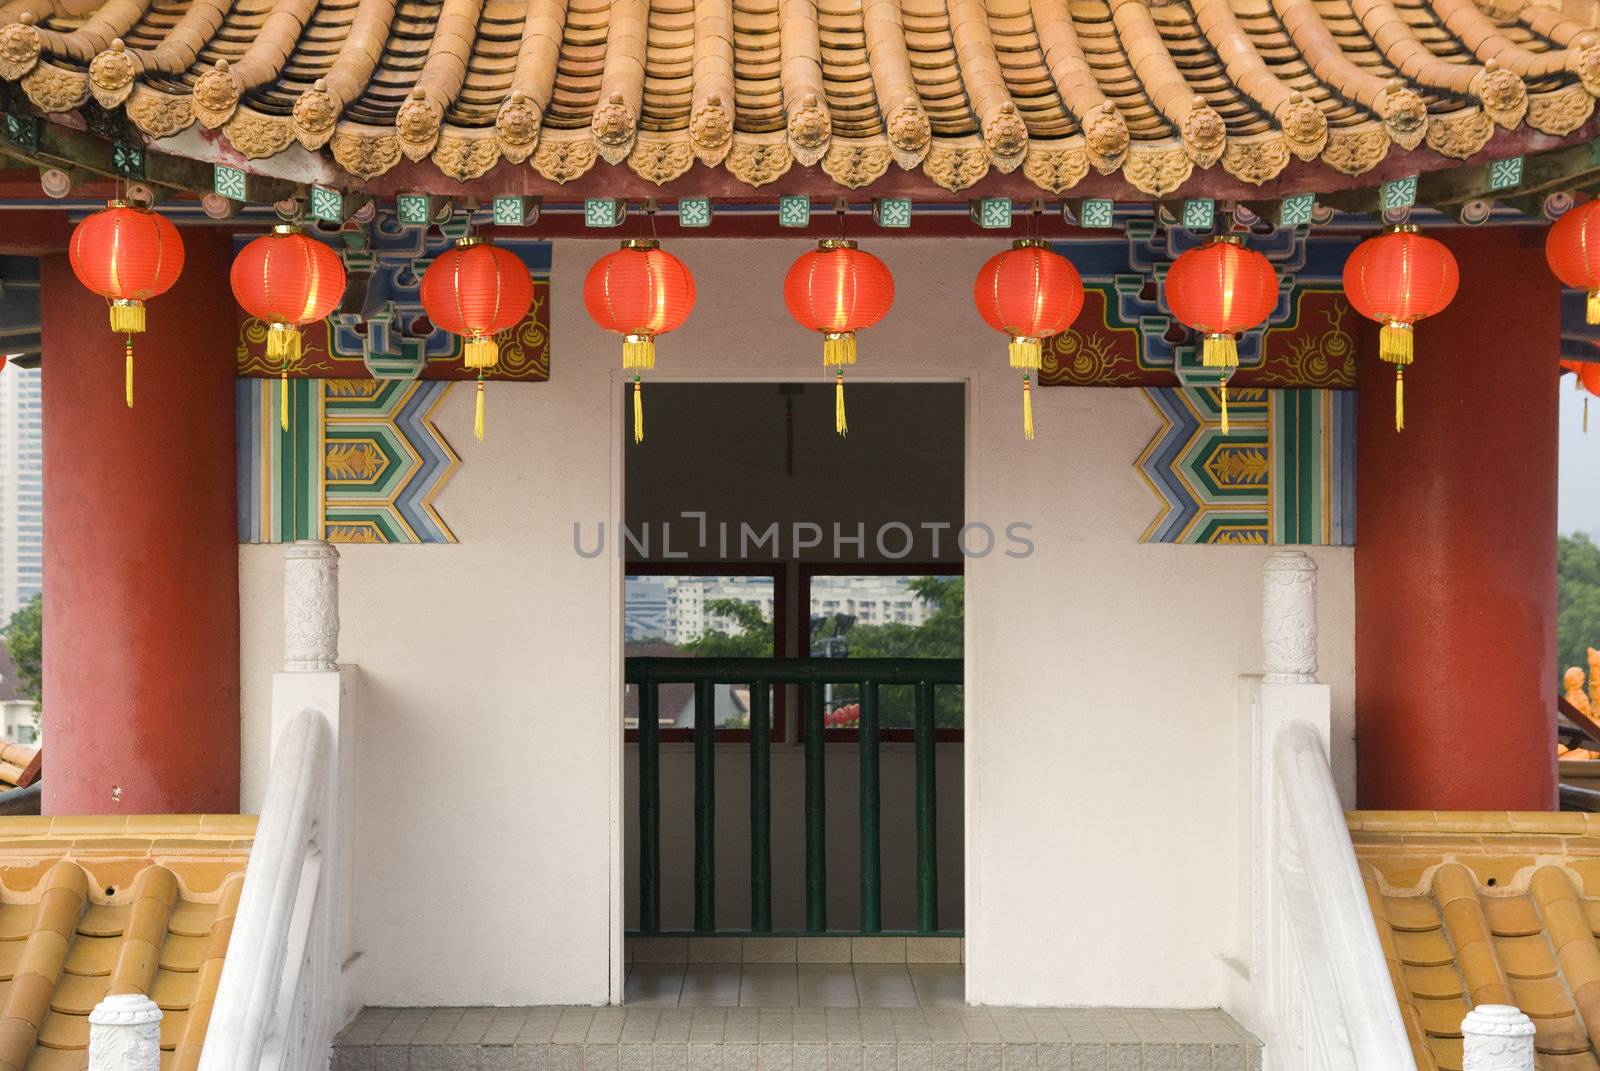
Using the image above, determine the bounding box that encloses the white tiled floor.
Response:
[623,964,966,1007]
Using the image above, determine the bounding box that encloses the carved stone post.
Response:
[1463,1005,1535,1071]
[1262,550,1318,684]
[89,994,161,1071]
[283,540,340,672]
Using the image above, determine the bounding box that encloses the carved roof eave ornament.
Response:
[532,126,598,185]
[1470,58,1529,129]
[20,58,86,112]
[821,136,893,189]
[0,13,40,82]
[292,79,340,151]
[495,90,542,163]
[628,129,694,186]
[330,121,402,180]
[192,59,243,129]
[396,86,444,162]
[1022,136,1090,194]
[786,92,831,167]
[86,37,134,109]
[1122,139,1194,198]
[885,96,931,170]
[688,92,733,166]
[434,126,501,182]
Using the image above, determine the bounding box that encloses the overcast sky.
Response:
[1562,381,1600,538]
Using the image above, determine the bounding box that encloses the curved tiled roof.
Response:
[0,0,1598,197]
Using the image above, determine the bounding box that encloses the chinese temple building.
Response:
[0,0,1595,1067]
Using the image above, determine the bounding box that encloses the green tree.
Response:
[681,598,773,657]
[3,594,41,711]
[814,578,964,728]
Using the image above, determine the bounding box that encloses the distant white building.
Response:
[624,579,668,642]
[663,576,774,645]
[809,575,933,628]
[0,365,41,622]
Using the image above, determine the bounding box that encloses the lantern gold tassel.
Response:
[1022,374,1034,441]
[1394,366,1404,432]
[109,299,144,334]
[266,323,302,361]
[464,336,499,370]
[835,370,848,437]
[1586,396,1590,434]
[824,332,856,367]
[1201,332,1238,370]
[633,376,644,444]
[124,337,134,409]
[1219,381,1230,435]
[1378,320,1413,366]
[1588,289,1599,325]
[280,370,289,432]
[1010,336,1043,371]
[624,335,656,370]
[474,376,485,442]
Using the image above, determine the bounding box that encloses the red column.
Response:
[1355,227,1558,810]
[40,228,240,814]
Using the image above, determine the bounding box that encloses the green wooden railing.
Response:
[628,656,962,935]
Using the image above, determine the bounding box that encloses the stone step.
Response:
[333,1007,1262,1071]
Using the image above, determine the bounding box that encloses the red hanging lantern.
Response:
[1342,226,1458,432]
[1162,236,1278,433]
[784,239,894,436]
[67,201,185,408]
[973,240,1084,440]
[1547,201,1600,325]
[231,225,348,431]
[419,237,534,441]
[583,239,696,444]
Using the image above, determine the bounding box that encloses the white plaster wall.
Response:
[239,237,1355,1010]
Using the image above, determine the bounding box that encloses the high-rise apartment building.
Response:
[0,365,43,622]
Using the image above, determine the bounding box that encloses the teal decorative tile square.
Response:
[585,198,624,228]
[1487,155,1524,192]
[493,196,534,226]
[309,185,344,224]
[213,164,247,202]
[677,197,712,228]
[1181,198,1215,232]
[1079,199,1115,228]
[3,114,36,151]
[396,194,431,226]
[111,141,144,179]
[974,198,1011,229]
[1381,177,1417,211]
[1277,193,1315,229]
[778,196,811,228]
[874,198,912,228]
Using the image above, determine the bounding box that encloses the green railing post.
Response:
[804,680,827,933]
[749,680,772,933]
[914,679,939,933]
[859,681,881,934]
[694,678,716,932]
[638,680,660,932]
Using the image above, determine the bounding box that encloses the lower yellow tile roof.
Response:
[1350,811,1600,1071]
[0,816,255,1071]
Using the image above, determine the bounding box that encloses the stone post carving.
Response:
[283,540,340,672]
[1463,1005,1535,1071]
[89,994,161,1071]
[1262,550,1318,683]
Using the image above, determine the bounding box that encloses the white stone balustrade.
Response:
[283,540,339,672]
[89,994,162,1071]
[1262,550,1318,684]
[1463,1006,1536,1071]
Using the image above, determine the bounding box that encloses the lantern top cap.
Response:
[270,223,301,236]
[622,238,660,252]
[817,238,857,252]
[456,236,487,248]
[1010,239,1051,251]
[1386,223,1420,234]
[1209,234,1245,247]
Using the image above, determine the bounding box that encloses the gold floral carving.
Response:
[726,133,792,188]
[1179,103,1225,168]
[1424,107,1493,159]
[88,40,136,109]
[433,129,500,181]
[821,138,891,188]
[922,138,989,192]
[886,97,930,169]
[1275,94,1326,161]
[21,63,87,112]
[532,128,598,184]
[591,91,636,163]
[292,79,339,150]
[224,108,294,158]
[1471,62,1527,129]
[983,101,1028,172]
[1320,122,1389,176]
[192,60,242,128]
[125,86,193,137]
[0,16,40,82]
[1122,141,1192,196]
[1220,132,1289,186]
[1022,138,1088,193]
[787,93,830,166]
[1378,80,1428,150]
[1081,102,1129,174]
[1527,84,1593,136]
[496,91,540,162]
[689,93,732,165]
[1575,44,1600,98]
[330,126,402,179]
[628,131,694,185]
[396,88,442,161]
